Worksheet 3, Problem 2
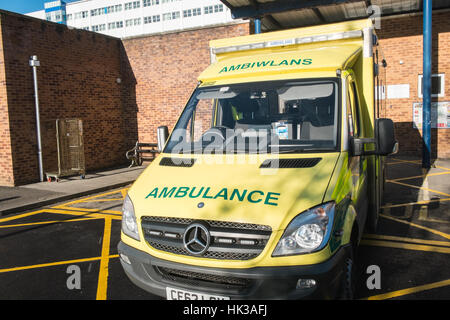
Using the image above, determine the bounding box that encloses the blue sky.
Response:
[0,0,77,14]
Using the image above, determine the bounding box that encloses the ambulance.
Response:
[118,18,398,300]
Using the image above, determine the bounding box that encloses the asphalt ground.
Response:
[0,158,449,300]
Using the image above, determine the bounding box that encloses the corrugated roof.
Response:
[221,0,450,31]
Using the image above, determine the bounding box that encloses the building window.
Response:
[214,4,224,13]
[91,8,106,17]
[162,0,181,3]
[193,8,201,16]
[204,6,213,14]
[143,0,159,6]
[144,15,160,24]
[108,21,124,30]
[418,74,445,98]
[162,11,180,21]
[92,24,106,32]
[134,18,141,25]
[74,11,88,19]
[106,5,122,14]
[66,13,72,21]
[183,9,192,18]
[125,1,141,10]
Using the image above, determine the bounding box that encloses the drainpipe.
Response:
[254,18,261,34]
[29,55,44,182]
[422,0,432,169]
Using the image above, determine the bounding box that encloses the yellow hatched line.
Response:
[364,279,450,300]
[0,210,45,224]
[0,217,101,229]
[51,205,122,215]
[45,208,122,220]
[382,198,450,209]
[388,159,450,171]
[120,189,128,199]
[380,214,450,240]
[390,171,450,182]
[78,199,124,203]
[58,188,128,207]
[363,234,450,247]
[0,255,119,274]
[96,218,112,300]
[386,179,450,198]
[360,239,450,254]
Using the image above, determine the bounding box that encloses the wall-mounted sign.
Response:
[413,101,450,129]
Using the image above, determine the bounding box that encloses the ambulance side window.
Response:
[347,81,360,138]
[351,82,362,137]
[347,91,355,137]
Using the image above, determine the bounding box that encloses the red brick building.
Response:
[0,9,448,186]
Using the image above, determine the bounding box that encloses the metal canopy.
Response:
[221,0,450,31]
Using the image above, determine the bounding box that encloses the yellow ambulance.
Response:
[118,18,398,300]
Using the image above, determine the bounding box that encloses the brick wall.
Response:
[0,11,134,186]
[0,18,14,185]
[378,11,450,158]
[121,22,250,144]
[1,9,448,186]
[0,10,249,186]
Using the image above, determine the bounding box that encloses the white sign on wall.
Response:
[413,101,450,129]
[387,84,410,99]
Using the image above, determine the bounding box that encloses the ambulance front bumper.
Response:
[118,241,349,300]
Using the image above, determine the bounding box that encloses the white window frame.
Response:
[418,73,445,98]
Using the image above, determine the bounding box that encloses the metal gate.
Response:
[45,119,86,182]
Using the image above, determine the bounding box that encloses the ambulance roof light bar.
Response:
[211,30,364,56]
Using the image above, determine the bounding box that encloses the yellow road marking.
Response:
[363,234,450,247]
[120,189,128,199]
[0,255,119,274]
[387,159,450,172]
[79,199,124,202]
[386,179,450,198]
[57,188,127,207]
[51,205,122,215]
[380,214,450,240]
[0,210,45,224]
[390,171,450,182]
[0,217,100,229]
[365,279,450,300]
[96,218,112,300]
[382,198,450,209]
[361,239,450,254]
[44,208,122,220]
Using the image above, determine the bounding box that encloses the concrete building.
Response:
[26,0,234,38]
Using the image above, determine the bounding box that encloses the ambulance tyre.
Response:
[337,230,357,300]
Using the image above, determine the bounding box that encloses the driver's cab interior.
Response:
[215,85,336,143]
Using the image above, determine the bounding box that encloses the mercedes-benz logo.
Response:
[183,223,211,256]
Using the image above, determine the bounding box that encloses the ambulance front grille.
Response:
[141,216,272,261]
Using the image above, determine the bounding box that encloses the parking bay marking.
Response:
[364,279,450,300]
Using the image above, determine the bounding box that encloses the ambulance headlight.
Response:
[273,202,335,256]
[122,195,140,241]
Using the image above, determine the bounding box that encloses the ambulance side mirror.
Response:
[157,126,169,152]
[350,119,398,157]
[376,118,398,156]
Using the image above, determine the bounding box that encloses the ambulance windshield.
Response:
[164,79,340,154]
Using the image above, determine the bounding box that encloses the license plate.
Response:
[166,287,230,300]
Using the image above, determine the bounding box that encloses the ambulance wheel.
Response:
[337,238,357,300]
[366,202,379,233]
